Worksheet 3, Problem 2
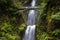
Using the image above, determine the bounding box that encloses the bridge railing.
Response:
[17,6,39,10]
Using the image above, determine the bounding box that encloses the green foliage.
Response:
[37,0,60,40]
[0,0,60,40]
[52,29,60,37]
[1,22,12,31]
[51,12,60,20]
[0,0,26,40]
[19,24,26,31]
[0,17,26,40]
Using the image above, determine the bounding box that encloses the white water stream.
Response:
[23,0,37,40]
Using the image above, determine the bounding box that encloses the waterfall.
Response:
[23,0,37,40]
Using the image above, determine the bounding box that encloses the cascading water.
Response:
[23,0,37,40]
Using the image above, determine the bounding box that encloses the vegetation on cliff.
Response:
[0,0,60,40]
